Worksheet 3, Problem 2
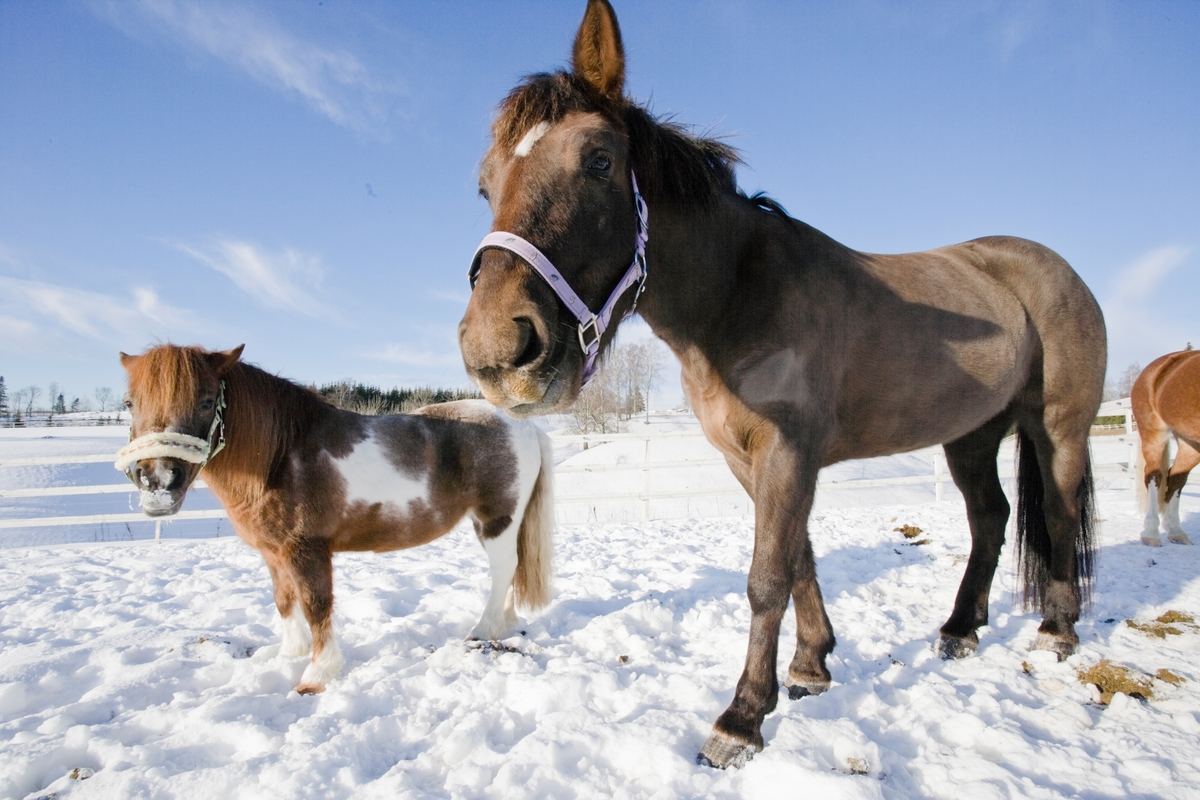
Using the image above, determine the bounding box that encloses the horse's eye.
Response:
[200,399,215,411]
[123,399,134,410]
[587,154,612,174]
[478,186,490,202]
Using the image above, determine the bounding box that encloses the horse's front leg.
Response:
[289,537,343,695]
[469,512,520,641]
[699,434,822,769]
[1164,441,1198,545]
[263,553,312,657]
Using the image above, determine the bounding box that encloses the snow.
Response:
[1,420,1199,798]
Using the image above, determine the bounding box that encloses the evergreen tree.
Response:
[0,375,7,419]
[54,393,66,413]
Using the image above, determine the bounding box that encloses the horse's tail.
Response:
[1014,428,1096,610]
[1135,436,1149,512]
[514,428,555,610]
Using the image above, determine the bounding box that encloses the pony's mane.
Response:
[128,345,333,481]
[494,71,741,205]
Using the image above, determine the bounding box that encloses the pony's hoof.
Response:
[936,634,978,660]
[1032,632,1077,661]
[1168,531,1193,545]
[295,682,326,695]
[784,676,830,700]
[696,731,760,770]
[1141,532,1163,547]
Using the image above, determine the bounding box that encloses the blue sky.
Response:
[1,1,1197,409]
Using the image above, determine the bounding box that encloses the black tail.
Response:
[1014,429,1096,610]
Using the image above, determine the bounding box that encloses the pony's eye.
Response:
[478,186,490,201]
[123,399,133,410]
[200,399,215,411]
[587,154,612,174]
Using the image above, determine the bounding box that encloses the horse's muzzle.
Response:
[130,458,194,516]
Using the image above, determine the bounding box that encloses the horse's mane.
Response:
[493,71,741,205]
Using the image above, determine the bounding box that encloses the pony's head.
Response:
[117,344,243,516]
[457,2,653,415]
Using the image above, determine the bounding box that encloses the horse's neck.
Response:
[202,364,327,502]
[635,196,756,353]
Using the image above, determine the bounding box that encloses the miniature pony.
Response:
[117,344,554,694]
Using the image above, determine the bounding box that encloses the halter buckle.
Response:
[578,316,602,355]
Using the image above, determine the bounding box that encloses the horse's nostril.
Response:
[512,317,544,369]
[167,465,185,491]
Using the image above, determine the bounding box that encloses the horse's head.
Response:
[117,344,243,516]
[458,0,643,416]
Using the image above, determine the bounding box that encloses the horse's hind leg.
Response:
[784,545,835,699]
[290,538,343,695]
[1164,439,1199,544]
[936,413,1012,659]
[469,512,521,641]
[1019,412,1095,661]
[1139,423,1171,546]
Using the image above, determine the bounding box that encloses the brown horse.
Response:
[1134,350,1200,546]
[117,344,554,694]
[457,0,1105,768]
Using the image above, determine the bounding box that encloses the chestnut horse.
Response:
[117,344,554,694]
[457,0,1104,767]
[1134,350,1200,546]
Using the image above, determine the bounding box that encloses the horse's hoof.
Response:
[1032,632,1077,662]
[784,677,830,700]
[1168,531,1193,545]
[936,634,978,660]
[295,682,326,695]
[697,731,760,770]
[1141,532,1163,547]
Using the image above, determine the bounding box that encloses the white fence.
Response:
[1,403,1143,543]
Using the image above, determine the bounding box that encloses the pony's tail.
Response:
[1135,437,1148,513]
[1014,428,1096,610]
[514,428,555,610]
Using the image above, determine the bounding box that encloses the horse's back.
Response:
[1134,351,1200,440]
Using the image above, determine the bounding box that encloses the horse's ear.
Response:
[572,0,625,101]
[119,352,138,371]
[209,344,244,376]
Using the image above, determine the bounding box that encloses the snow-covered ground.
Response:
[1,420,1199,798]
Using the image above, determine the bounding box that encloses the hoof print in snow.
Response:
[936,635,977,660]
[697,732,759,769]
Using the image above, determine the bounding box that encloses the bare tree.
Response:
[1115,363,1141,400]
[95,387,113,412]
[23,385,41,415]
[628,341,664,423]
[567,362,623,440]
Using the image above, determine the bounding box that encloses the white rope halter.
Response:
[115,381,227,479]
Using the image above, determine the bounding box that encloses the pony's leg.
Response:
[469,514,521,640]
[1143,478,1164,547]
[291,538,343,695]
[1164,440,1199,544]
[700,434,820,769]
[264,555,312,657]
[936,415,1011,659]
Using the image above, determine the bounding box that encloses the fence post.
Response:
[934,451,944,502]
[155,519,162,543]
[641,437,651,521]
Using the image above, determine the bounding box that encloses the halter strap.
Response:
[115,381,227,482]
[469,172,649,387]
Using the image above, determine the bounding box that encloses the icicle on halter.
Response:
[114,381,227,482]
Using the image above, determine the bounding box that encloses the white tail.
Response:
[514,429,555,609]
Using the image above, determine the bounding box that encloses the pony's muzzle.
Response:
[130,458,192,516]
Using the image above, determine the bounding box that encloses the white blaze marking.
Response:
[333,434,427,513]
[514,121,550,157]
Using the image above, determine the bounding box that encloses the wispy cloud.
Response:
[0,276,206,350]
[175,239,333,319]
[364,343,462,368]
[1101,245,1195,373]
[93,0,402,135]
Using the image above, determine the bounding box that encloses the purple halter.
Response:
[469,172,649,387]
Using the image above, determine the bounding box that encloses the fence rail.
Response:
[1,413,1143,538]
